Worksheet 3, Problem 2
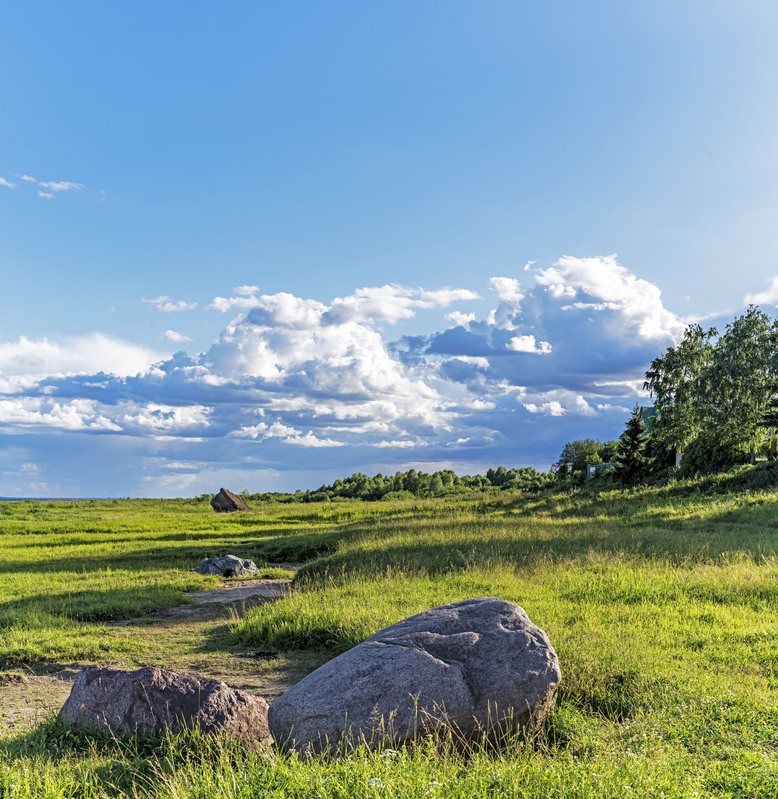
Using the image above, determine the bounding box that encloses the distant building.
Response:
[639,405,658,434]
[586,462,612,478]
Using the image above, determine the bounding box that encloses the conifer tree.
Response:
[614,406,649,486]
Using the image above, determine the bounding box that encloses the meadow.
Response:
[0,476,776,798]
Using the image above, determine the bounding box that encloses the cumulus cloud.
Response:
[0,398,121,432]
[210,284,479,325]
[143,295,198,312]
[524,400,565,416]
[209,294,263,312]
[744,276,778,306]
[0,334,165,379]
[37,191,55,200]
[284,432,345,447]
[231,421,301,440]
[0,177,16,189]
[325,284,479,325]
[445,311,476,327]
[506,335,552,354]
[490,276,524,304]
[0,262,683,496]
[413,255,684,401]
[161,330,192,343]
[118,403,210,433]
[486,276,525,329]
[534,254,685,340]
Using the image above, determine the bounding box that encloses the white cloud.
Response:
[744,276,778,306]
[210,284,478,326]
[0,334,165,380]
[244,292,326,329]
[161,330,192,343]
[506,335,552,354]
[38,180,83,192]
[520,389,596,417]
[327,285,479,325]
[486,276,525,329]
[545,283,576,299]
[14,174,86,199]
[489,276,524,304]
[209,294,263,312]
[143,295,198,312]
[523,400,565,416]
[0,177,16,189]
[283,432,345,447]
[119,403,210,433]
[445,311,476,327]
[231,421,301,440]
[0,398,121,432]
[535,254,684,340]
[419,288,481,305]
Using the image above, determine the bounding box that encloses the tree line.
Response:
[241,465,556,503]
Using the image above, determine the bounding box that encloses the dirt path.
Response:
[0,576,319,734]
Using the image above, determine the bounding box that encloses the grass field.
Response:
[0,480,777,797]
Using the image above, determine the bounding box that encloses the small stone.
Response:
[193,555,259,578]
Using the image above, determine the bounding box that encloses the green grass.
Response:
[1,480,778,796]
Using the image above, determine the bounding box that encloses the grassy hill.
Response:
[0,474,776,797]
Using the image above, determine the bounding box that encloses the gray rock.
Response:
[211,488,250,513]
[59,666,271,746]
[269,597,560,755]
[194,554,259,578]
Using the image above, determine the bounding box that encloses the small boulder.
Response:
[59,666,271,746]
[211,488,251,513]
[269,597,560,755]
[194,555,259,578]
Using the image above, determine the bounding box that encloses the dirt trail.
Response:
[0,576,316,734]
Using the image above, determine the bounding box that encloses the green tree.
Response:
[703,307,775,462]
[613,406,650,486]
[553,439,617,477]
[759,381,778,460]
[644,323,716,456]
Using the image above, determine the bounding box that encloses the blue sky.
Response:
[1,2,778,496]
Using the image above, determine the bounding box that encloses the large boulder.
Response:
[269,597,560,755]
[59,666,271,746]
[194,554,259,578]
[211,488,250,513]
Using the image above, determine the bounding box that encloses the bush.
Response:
[678,433,750,477]
[381,490,416,501]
